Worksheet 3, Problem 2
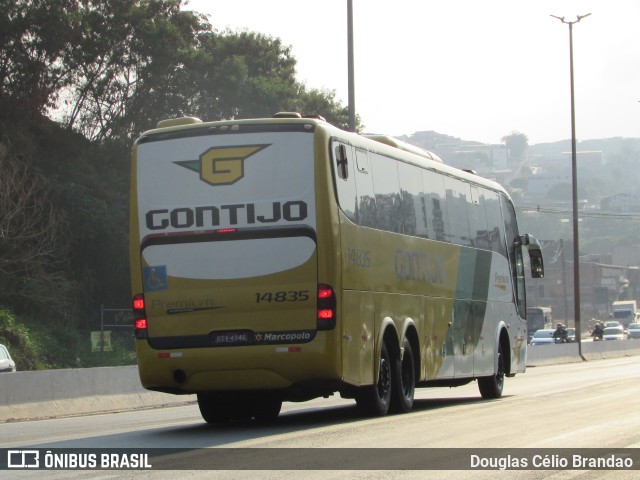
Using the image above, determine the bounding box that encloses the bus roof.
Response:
[140,115,510,197]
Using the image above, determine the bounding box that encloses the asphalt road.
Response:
[2,356,640,479]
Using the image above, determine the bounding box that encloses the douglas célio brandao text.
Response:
[470,453,634,470]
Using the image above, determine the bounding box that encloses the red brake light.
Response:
[317,284,336,331]
[133,297,145,310]
[132,293,148,339]
[318,309,334,319]
[318,287,333,299]
[135,319,147,330]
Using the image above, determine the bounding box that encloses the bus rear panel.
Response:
[131,121,340,397]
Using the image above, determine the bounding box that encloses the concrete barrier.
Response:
[0,365,194,423]
[1,340,639,423]
[526,339,640,366]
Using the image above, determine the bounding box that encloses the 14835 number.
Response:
[255,290,310,303]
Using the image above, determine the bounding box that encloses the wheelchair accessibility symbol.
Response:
[143,266,168,291]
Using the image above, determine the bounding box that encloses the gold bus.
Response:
[130,113,544,423]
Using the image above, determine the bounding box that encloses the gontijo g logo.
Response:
[174,144,270,186]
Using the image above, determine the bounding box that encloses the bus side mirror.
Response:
[518,234,544,278]
[529,250,544,278]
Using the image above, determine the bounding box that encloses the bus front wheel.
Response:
[478,343,505,399]
[355,341,392,416]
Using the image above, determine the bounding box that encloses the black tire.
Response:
[252,396,282,421]
[355,341,392,416]
[197,393,234,424]
[478,342,505,399]
[198,392,282,424]
[391,337,415,413]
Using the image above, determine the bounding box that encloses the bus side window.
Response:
[335,144,349,179]
[354,149,376,228]
[501,195,526,317]
[423,169,449,242]
[370,153,402,233]
[485,191,507,257]
[332,141,357,223]
[355,148,369,174]
[469,186,490,249]
[514,246,527,317]
[444,177,471,247]
[397,161,423,237]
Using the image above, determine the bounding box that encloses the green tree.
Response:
[185,30,298,120]
[0,142,71,314]
[296,87,362,131]
[501,131,529,163]
[0,0,357,368]
[58,0,208,143]
[0,0,80,124]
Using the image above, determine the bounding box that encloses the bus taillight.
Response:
[132,293,148,339]
[135,318,147,329]
[317,284,336,331]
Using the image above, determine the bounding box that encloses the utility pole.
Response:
[347,0,356,131]
[560,239,569,322]
[551,13,591,360]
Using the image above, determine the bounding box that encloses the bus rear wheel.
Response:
[197,393,234,424]
[391,337,415,413]
[197,393,283,424]
[478,343,505,399]
[252,395,282,421]
[355,341,392,416]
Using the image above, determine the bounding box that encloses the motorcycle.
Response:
[553,328,568,344]
[591,326,604,342]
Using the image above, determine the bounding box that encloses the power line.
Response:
[515,204,640,220]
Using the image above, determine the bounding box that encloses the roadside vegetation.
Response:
[3,1,639,371]
[0,0,359,370]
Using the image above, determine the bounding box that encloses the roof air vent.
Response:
[272,112,302,118]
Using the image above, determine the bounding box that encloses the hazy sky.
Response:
[183,0,639,145]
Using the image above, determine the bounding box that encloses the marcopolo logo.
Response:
[174,144,270,186]
[253,330,315,344]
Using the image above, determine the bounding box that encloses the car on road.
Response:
[627,323,640,340]
[602,326,625,341]
[529,329,556,346]
[0,344,16,373]
[566,327,576,343]
[604,321,622,329]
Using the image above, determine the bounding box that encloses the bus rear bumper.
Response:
[135,337,340,397]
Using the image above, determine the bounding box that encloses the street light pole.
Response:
[347,0,356,132]
[551,13,591,360]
